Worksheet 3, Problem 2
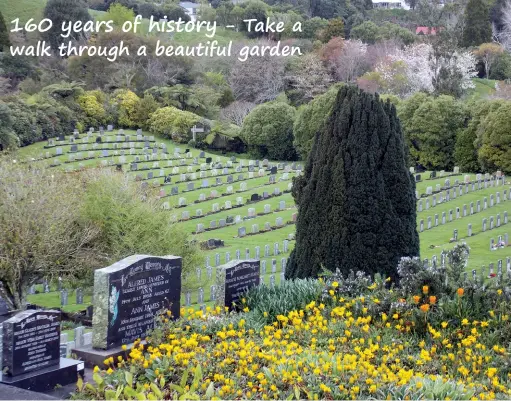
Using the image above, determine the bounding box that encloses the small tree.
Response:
[474,43,505,78]
[240,102,297,160]
[0,158,100,311]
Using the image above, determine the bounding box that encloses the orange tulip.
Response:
[420,304,430,313]
[429,296,437,305]
[457,288,464,297]
[413,295,420,304]
[422,285,429,294]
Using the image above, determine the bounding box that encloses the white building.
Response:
[372,0,411,10]
[179,2,200,22]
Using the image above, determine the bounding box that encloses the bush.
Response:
[149,106,201,143]
[240,102,297,160]
[113,89,140,128]
[244,278,323,324]
[81,169,202,291]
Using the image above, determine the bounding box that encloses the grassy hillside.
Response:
[0,0,47,24]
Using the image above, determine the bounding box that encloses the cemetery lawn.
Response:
[17,130,511,314]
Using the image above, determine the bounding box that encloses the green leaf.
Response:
[125,371,133,387]
[180,368,190,389]
[124,385,138,399]
[294,386,300,400]
[170,383,185,394]
[205,382,215,400]
[190,365,202,392]
[105,389,117,400]
[150,383,162,399]
[93,373,104,386]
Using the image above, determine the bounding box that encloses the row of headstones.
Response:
[197,213,296,234]
[419,192,508,232]
[419,182,507,213]
[27,284,86,305]
[410,166,461,177]
[204,241,291,268]
[59,327,92,358]
[168,189,291,215]
[145,166,273,183]
[423,252,511,282]
[170,175,288,203]
[421,176,505,198]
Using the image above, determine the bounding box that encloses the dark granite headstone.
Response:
[2,310,60,376]
[270,166,277,174]
[206,157,212,164]
[92,255,182,350]
[215,260,260,310]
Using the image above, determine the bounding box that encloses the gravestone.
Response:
[0,310,84,391]
[89,255,182,350]
[215,260,260,310]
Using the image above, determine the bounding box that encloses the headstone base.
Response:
[72,342,145,369]
[0,358,84,392]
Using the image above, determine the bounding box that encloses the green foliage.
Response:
[149,106,201,143]
[240,102,297,160]
[454,99,502,173]
[350,21,380,43]
[100,3,135,28]
[462,0,492,47]
[113,89,140,128]
[299,17,328,40]
[398,94,468,170]
[244,279,323,324]
[78,91,107,128]
[41,0,91,50]
[132,94,159,130]
[81,170,201,291]
[287,86,419,280]
[320,17,345,42]
[0,10,11,51]
[478,102,511,173]
[293,84,341,158]
[242,0,268,38]
[0,102,18,150]
[0,158,100,310]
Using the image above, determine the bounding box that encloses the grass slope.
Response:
[16,130,511,311]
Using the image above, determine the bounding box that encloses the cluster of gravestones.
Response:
[422,250,511,284]
[1,253,267,392]
[419,190,509,233]
[418,180,507,214]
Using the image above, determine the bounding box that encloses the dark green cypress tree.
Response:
[462,0,492,48]
[0,11,10,52]
[286,86,419,281]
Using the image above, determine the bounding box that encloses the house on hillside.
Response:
[372,0,410,10]
[179,2,200,22]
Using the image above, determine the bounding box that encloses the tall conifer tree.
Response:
[462,0,492,47]
[286,86,419,280]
